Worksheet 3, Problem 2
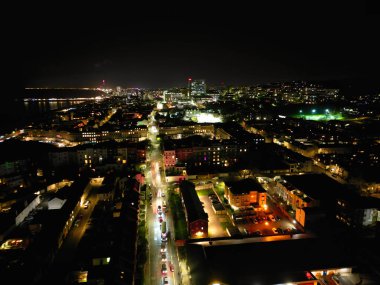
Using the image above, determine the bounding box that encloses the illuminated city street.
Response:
[1,8,380,285]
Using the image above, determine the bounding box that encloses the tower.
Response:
[190,79,206,97]
[187,78,192,99]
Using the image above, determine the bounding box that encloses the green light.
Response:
[299,110,303,113]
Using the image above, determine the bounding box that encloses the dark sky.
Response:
[21,2,380,89]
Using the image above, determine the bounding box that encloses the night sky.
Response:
[22,3,380,89]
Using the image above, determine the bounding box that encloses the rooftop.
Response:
[186,238,354,285]
[179,181,208,223]
[225,178,266,195]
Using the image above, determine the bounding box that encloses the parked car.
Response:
[169,262,174,272]
[162,276,169,284]
[161,263,167,275]
[272,228,279,234]
[268,215,276,222]
[252,230,262,236]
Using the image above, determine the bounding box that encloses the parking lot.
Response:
[235,199,301,237]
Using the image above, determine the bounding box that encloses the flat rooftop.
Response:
[225,178,266,195]
[186,238,354,285]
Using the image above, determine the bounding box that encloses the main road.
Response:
[145,111,181,285]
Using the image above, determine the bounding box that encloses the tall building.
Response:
[190,79,206,97]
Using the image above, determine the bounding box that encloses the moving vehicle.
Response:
[162,276,169,284]
[83,200,90,209]
[74,219,81,227]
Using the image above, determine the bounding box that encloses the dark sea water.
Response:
[0,89,105,135]
[0,99,84,135]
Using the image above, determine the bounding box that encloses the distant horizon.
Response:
[23,75,380,91]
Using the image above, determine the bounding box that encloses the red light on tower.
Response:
[188,78,192,81]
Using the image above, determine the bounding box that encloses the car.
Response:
[158,205,162,211]
[268,215,276,222]
[252,230,262,236]
[160,244,166,253]
[272,228,279,234]
[159,216,163,223]
[277,228,284,234]
[83,200,90,209]
[169,262,174,272]
[161,263,167,275]
[161,253,167,262]
[162,276,169,285]
[276,215,281,221]
[161,192,166,197]
[74,219,80,227]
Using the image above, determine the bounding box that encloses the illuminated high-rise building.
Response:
[190,79,206,97]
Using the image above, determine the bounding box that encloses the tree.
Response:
[239,169,252,178]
